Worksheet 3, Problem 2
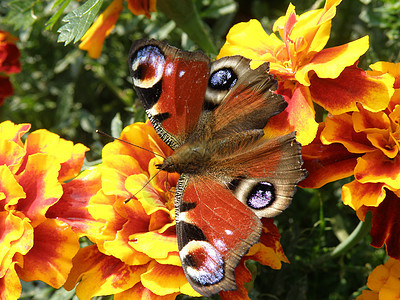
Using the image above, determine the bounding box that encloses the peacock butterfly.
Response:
[128,39,307,297]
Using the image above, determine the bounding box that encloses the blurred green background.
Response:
[1,0,399,299]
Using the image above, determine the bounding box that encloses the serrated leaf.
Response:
[45,0,73,30]
[57,0,104,45]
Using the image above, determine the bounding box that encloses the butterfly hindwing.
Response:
[175,175,262,297]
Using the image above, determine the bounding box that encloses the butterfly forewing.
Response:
[129,39,210,149]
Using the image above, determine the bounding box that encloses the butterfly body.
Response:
[129,39,307,297]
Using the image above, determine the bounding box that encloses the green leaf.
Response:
[57,0,104,45]
[45,0,73,30]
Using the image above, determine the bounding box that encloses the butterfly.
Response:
[128,39,307,297]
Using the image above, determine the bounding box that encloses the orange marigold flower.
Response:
[60,122,289,299]
[0,31,21,105]
[301,62,400,258]
[0,121,88,300]
[218,0,394,145]
[357,258,400,300]
[80,0,156,59]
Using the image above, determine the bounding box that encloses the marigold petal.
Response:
[58,143,89,182]
[367,191,400,259]
[0,212,33,277]
[79,0,123,59]
[367,264,389,291]
[103,224,152,266]
[126,174,172,215]
[46,167,104,236]
[102,200,152,265]
[24,129,73,164]
[15,219,79,288]
[155,251,181,266]
[266,82,318,145]
[300,124,358,188]
[141,261,199,296]
[295,36,369,86]
[0,165,25,210]
[127,0,157,18]
[0,262,21,300]
[356,289,379,300]
[354,151,400,190]
[115,282,179,300]
[0,120,30,146]
[342,181,386,210]
[309,65,394,114]
[0,139,25,173]
[322,113,375,153]
[102,154,144,198]
[15,153,63,227]
[129,231,178,261]
[64,245,147,299]
[103,122,172,172]
[218,19,284,64]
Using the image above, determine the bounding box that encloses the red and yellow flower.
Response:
[218,0,394,145]
[58,122,289,299]
[357,258,400,300]
[301,62,400,258]
[79,0,156,58]
[0,121,88,300]
[0,31,21,105]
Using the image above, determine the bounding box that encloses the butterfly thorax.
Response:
[157,141,213,175]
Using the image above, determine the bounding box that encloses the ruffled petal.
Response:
[354,151,400,190]
[64,245,147,300]
[309,65,394,114]
[295,36,369,86]
[218,19,284,65]
[0,262,21,300]
[0,212,33,277]
[15,219,80,288]
[322,113,375,153]
[140,260,199,297]
[0,165,25,211]
[46,167,104,236]
[342,181,386,210]
[300,124,359,188]
[0,120,30,146]
[266,82,318,145]
[15,153,63,227]
[115,282,178,300]
[127,0,157,18]
[0,139,25,173]
[367,191,400,259]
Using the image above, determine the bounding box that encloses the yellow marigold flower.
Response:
[60,122,289,299]
[0,120,88,300]
[79,0,156,58]
[301,62,400,258]
[357,258,400,300]
[218,0,394,145]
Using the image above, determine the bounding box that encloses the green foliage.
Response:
[57,0,104,45]
[1,0,398,299]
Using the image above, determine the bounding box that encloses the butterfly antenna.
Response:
[96,130,165,159]
[124,168,164,203]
